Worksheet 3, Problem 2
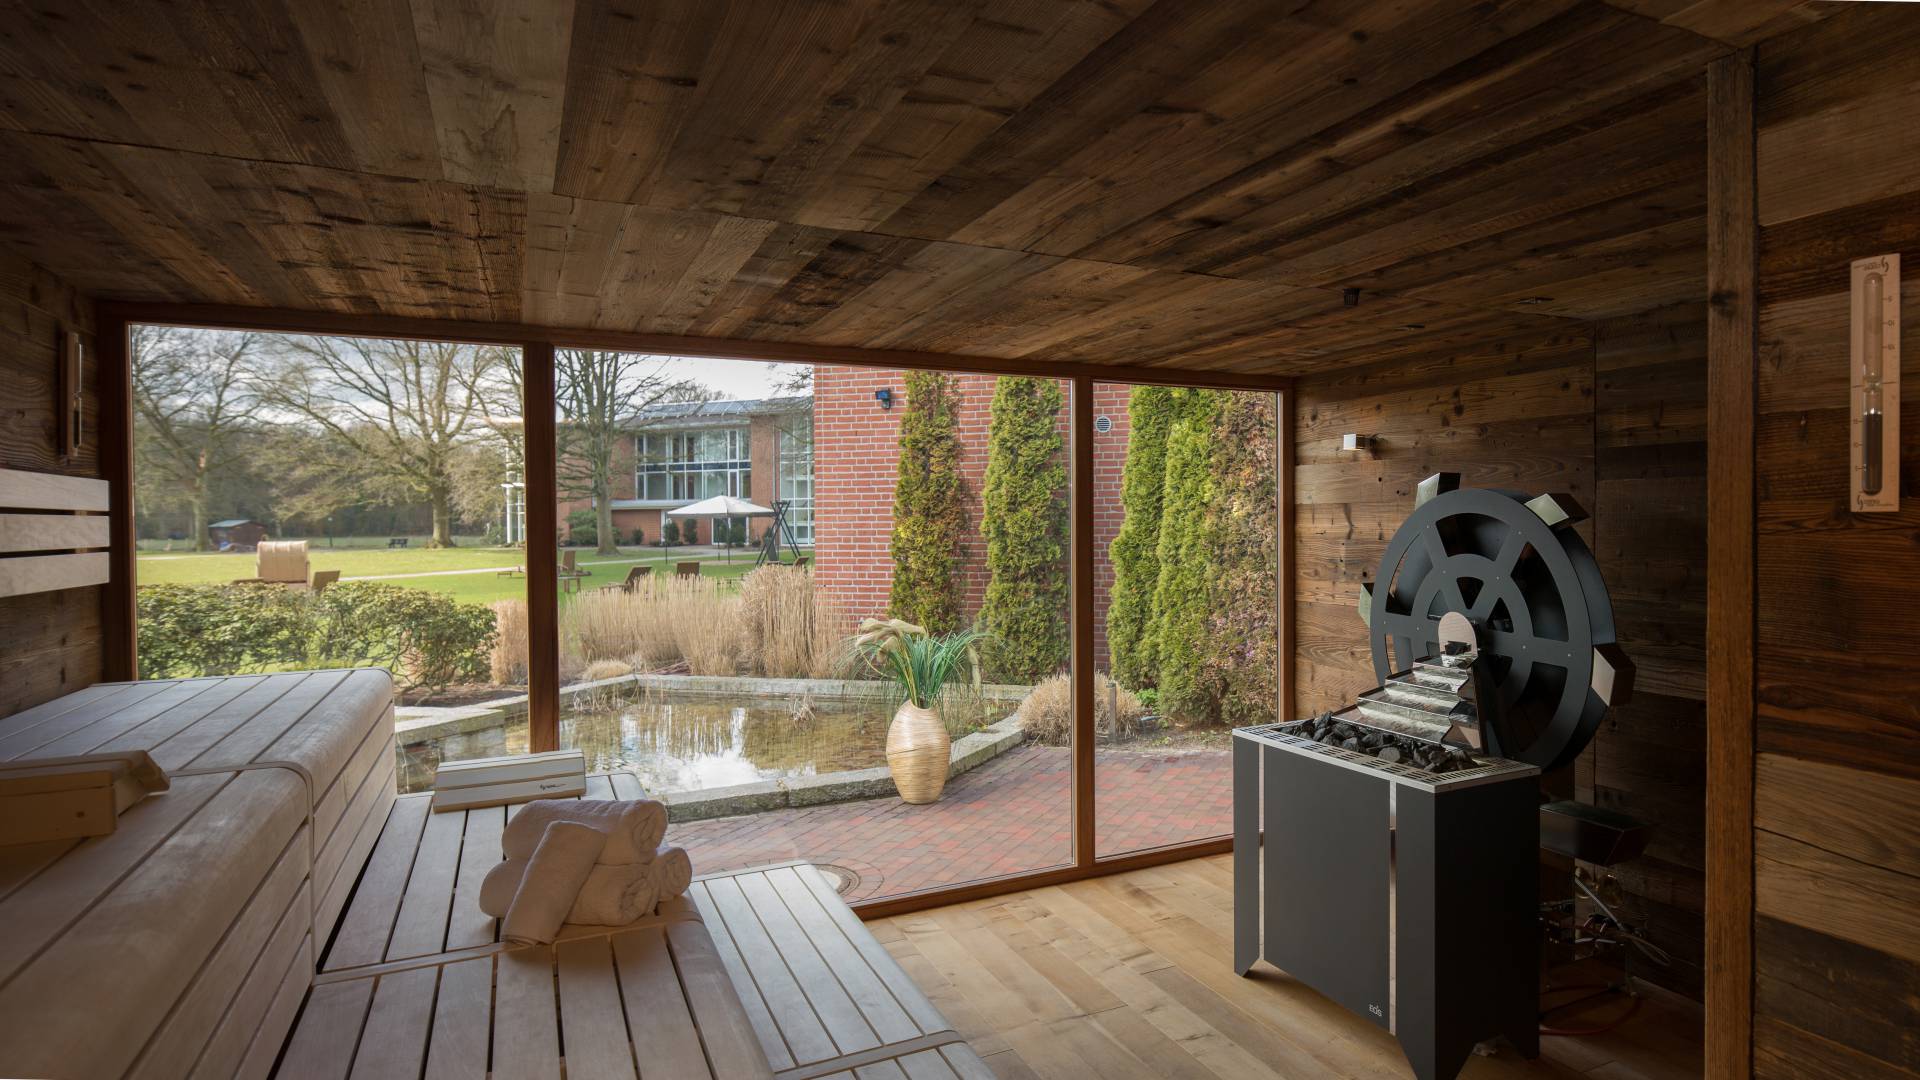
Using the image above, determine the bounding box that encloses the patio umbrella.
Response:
[662,495,774,518]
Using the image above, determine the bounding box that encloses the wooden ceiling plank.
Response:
[1079,3,1720,271]
[788,0,1149,233]
[671,222,843,341]
[733,229,938,341]
[589,204,773,333]
[283,0,442,180]
[1401,214,1706,320]
[523,192,627,326]
[798,241,1039,347]
[551,0,728,204]
[1601,0,1839,48]
[947,0,1581,257]
[412,0,577,192]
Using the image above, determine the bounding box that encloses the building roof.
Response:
[623,395,810,430]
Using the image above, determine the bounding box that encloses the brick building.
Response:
[561,396,813,548]
[811,366,1134,663]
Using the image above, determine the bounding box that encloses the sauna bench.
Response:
[280,778,994,1080]
[0,670,397,1080]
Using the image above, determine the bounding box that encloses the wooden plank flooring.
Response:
[867,854,1701,1080]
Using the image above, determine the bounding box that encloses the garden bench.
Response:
[0,670,395,1079]
[280,774,992,1080]
[387,537,408,548]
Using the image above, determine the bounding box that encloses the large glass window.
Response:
[779,424,814,545]
[635,427,750,501]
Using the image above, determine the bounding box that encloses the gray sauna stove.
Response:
[1233,474,1633,1080]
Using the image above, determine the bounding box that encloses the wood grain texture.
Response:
[0,252,100,719]
[868,853,1704,1080]
[0,1,1754,375]
[1750,6,1920,1076]
[1704,46,1757,1080]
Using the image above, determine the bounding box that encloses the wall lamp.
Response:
[874,387,893,410]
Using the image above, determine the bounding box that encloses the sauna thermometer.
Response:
[1852,253,1900,513]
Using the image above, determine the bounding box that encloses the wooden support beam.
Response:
[1070,375,1095,867]
[1704,47,1757,1080]
[96,307,135,682]
[1278,388,1295,722]
[523,342,560,754]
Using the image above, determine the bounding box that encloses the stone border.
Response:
[393,674,1034,820]
[661,713,1028,822]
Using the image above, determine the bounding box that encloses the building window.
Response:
[635,427,750,503]
[779,423,814,546]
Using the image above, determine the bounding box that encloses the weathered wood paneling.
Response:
[0,252,102,718]
[1752,5,1920,1076]
[1295,304,1711,999]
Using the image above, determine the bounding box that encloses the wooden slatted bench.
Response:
[281,777,994,1080]
[0,670,396,1079]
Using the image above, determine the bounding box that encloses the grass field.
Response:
[136,545,770,606]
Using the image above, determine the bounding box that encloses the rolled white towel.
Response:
[650,845,693,901]
[500,820,605,946]
[480,858,661,926]
[502,798,666,866]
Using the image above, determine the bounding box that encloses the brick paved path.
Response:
[666,744,1231,902]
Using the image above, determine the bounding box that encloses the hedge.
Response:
[138,581,496,695]
[889,370,968,633]
[1146,388,1226,718]
[978,376,1069,682]
[1193,391,1280,726]
[1105,385,1177,689]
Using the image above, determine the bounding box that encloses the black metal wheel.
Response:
[1360,482,1627,770]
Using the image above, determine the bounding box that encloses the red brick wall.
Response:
[812,366,1131,664]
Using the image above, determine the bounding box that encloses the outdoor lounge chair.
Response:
[559,549,592,593]
[675,561,702,578]
[599,564,652,593]
[310,569,341,593]
[233,539,309,586]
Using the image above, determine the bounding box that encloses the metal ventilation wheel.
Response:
[1357,475,1632,771]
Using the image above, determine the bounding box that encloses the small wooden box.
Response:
[430,749,588,813]
[0,751,169,845]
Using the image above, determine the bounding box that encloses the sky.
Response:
[654,355,808,400]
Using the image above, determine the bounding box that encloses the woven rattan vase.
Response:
[886,702,950,804]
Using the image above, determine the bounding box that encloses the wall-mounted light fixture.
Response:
[1342,433,1378,456]
[874,387,893,410]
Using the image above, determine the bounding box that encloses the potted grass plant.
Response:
[849,618,983,804]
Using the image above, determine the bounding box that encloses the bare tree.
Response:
[256,336,512,547]
[131,325,258,550]
[555,349,710,555]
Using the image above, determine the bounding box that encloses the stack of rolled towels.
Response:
[480,798,694,946]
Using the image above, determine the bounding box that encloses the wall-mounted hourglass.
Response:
[1852,253,1900,513]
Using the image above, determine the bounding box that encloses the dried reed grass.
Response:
[488,599,529,685]
[565,589,662,671]
[658,577,744,676]
[739,565,850,679]
[1016,672,1147,745]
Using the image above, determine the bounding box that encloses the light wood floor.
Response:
[867,854,1701,1080]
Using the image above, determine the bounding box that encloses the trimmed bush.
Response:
[137,581,495,697]
[888,370,967,632]
[566,508,598,548]
[1146,388,1226,720]
[1105,385,1178,690]
[978,376,1069,682]
[1193,391,1281,726]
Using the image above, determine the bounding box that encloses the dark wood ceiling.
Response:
[0,0,1832,374]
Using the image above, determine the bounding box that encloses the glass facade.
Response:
[635,427,750,501]
[779,424,814,545]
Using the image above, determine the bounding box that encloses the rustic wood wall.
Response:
[1294,307,1710,999]
[1750,5,1920,1075]
[0,254,102,718]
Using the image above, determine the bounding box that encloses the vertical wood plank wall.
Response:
[0,255,102,717]
[1293,314,1710,999]
[1750,6,1920,1075]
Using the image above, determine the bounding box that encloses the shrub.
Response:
[1015,672,1147,746]
[740,564,848,679]
[1106,386,1178,689]
[566,508,598,548]
[889,370,968,633]
[489,599,529,684]
[662,520,681,545]
[630,526,646,546]
[136,583,310,679]
[977,376,1068,682]
[1192,391,1280,727]
[1147,389,1226,721]
[310,582,495,695]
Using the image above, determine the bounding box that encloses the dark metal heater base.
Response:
[1234,725,1541,1080]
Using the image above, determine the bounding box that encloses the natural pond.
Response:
[396,688,1005,795]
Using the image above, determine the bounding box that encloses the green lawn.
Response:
[137,545,770,606]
